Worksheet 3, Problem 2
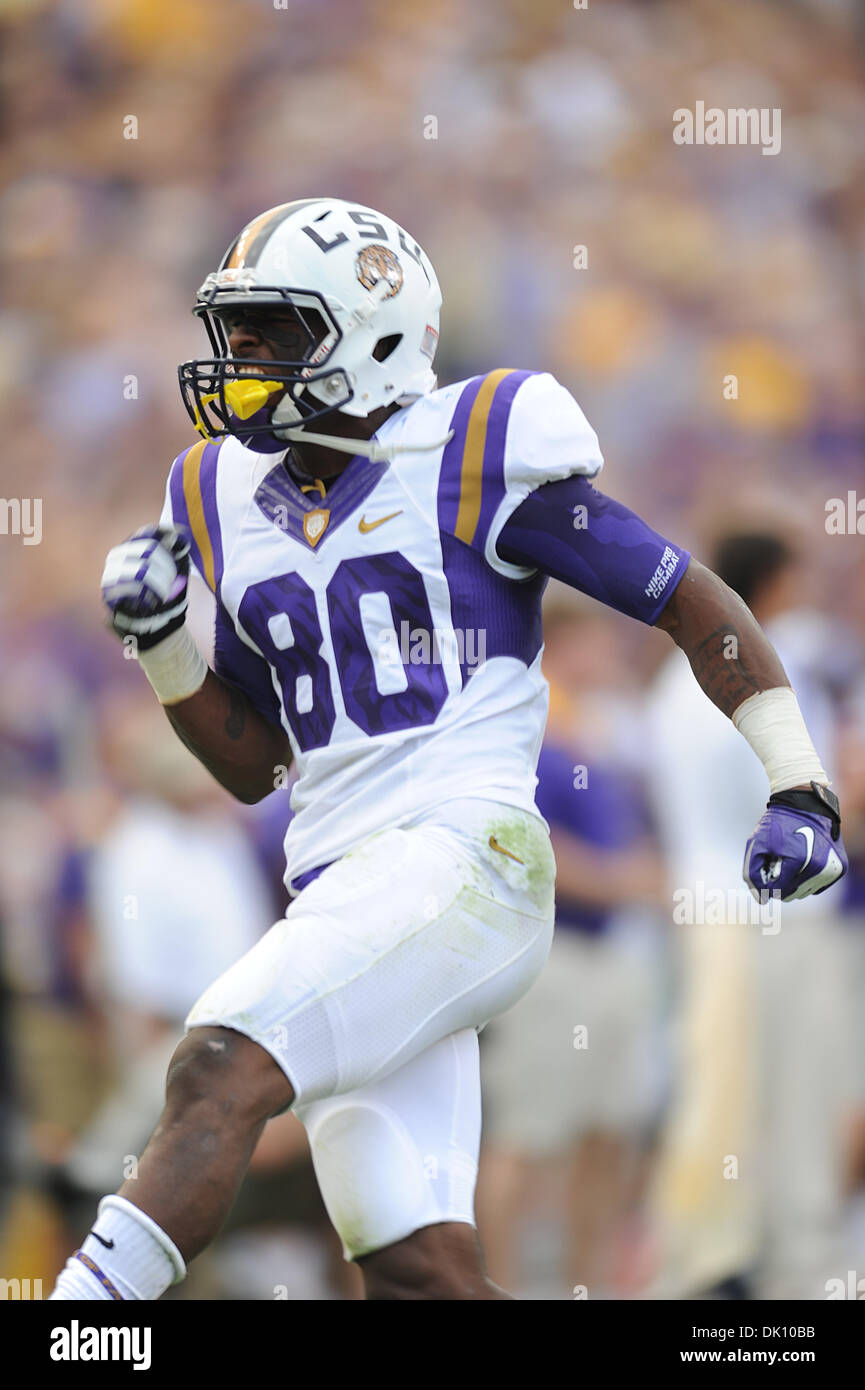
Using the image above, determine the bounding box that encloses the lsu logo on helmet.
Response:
[355,244,404,299]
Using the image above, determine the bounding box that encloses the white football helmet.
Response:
[178,198,443,457]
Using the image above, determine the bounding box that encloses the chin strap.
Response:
[210,375,453,461]
[274,426,453,463]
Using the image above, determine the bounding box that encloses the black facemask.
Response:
[178,286,353,443]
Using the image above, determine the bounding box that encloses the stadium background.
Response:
[1,0,864,1299]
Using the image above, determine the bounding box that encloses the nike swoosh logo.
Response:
[794,825,815,870]
[358,510,403,533]
[89,1231,115,1250]
[489,835,524,864]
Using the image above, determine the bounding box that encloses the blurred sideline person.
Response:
[646,531,856,1300]
[478,592,666,1298]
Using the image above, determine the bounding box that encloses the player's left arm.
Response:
[651,555,847,900]
[653,555,787,716]
[497,475,847,904]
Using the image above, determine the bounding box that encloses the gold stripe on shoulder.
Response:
[454,369,515,546]
[182,440,215,591]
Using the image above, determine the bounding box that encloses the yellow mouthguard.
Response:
[223,378,284,420]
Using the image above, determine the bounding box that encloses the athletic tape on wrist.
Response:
[731,686,829,795]
[137,625,208,706]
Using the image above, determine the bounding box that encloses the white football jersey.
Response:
[161,369,603,891]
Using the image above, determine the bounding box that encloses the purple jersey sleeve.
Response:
[213,601,284,730]
[497,474,690,625]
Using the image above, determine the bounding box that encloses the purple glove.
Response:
[743,784,847,903]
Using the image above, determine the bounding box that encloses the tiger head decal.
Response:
[355,244,404,299]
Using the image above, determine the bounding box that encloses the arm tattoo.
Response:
[689,623,763,716]
[656,560,790,720]
[158,671,291,802]
[224,687,247,740]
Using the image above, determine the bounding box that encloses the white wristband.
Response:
[137,625,208,706]
[731,686,829,795]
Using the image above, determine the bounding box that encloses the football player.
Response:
[52,199,846,1301]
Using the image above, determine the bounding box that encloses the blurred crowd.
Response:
[1,0,864,1298]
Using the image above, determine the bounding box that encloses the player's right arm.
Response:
[101,524,291,803]
[162,670,290,805]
